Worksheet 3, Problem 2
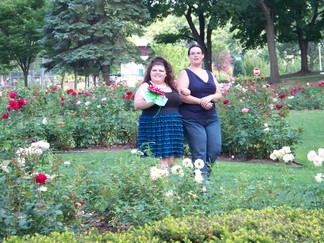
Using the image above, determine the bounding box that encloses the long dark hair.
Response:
[143,56,175,89]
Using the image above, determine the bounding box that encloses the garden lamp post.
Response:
[318,42,323,71]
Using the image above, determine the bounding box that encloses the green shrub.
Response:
[0,84,139,157]
[218,78,302,159]
[0,141,87,241]
[4,207,323,242]
[281,82,324,110]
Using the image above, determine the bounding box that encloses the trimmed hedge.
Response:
[5,206,323,242]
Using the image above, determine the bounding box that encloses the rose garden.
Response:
[0,74,323,242]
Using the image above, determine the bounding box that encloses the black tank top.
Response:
[142,89,182,115]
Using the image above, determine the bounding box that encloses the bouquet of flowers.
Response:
[143,84,168,106]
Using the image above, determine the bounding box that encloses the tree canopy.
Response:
[40,0,150,86]
[0,0,46,86]
[144,0,230,71]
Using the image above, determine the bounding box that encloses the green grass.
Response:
[57,110,323,210]
[286,110,324,163]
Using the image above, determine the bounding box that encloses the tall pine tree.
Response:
[40,0,150,87]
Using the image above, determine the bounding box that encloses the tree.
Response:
[0,0,46,87]
[226,0,323,83]
[228,0,281,83]
[276,0,324,72]
[40,0,150,87]
[144,0,230,71]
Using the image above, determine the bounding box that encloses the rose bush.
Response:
[217,76,303,160]
[0,84,139,158]
[0,141,88,240]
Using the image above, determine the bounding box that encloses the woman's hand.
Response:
[200,98,213,110]
[180,88,191,96]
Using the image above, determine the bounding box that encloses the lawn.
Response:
[57,109,324,212]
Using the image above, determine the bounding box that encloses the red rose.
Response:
[223,99,230,105]
[8,100,20,110]
[2,113,9,119]
[17,99,26,106]
[74,201,85,206]
[10,93,17,99]
[35,174,48,184]
[276,104,284,109]
[279,93,286,99]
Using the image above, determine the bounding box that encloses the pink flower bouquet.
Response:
[143,85,168,106]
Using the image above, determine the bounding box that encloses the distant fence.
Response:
[0,70,57,89]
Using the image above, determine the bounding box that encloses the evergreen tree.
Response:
[40,0,150,86]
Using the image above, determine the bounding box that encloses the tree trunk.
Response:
[257,0,281,84]
[298,37,310,72]
[93,75,97,86]
[60,72,66,89]
[185,8,213,71]
[74,71,78,90]
[23,70,28,87]
[205,25,213,71]
[101,64,111,86]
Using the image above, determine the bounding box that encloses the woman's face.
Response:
[189,46,204,65]
[150,64,166,83]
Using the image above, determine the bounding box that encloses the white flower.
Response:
[264,123,268,127]
[64,161,71,165]
[101,97,107,103]
[171,165,184,177]
[264,127,270,132]
[282,153,294,163]
[17,158,25,167]
[150,166,160,180]
[281,146,291,154]
[314,173,323,183]
[42,117,48,125]
[31,148,43,156]
[165,190,174,198]
[194,159,204,169]
[307,150,317,162]
[150,166,169,180]
[318,148,324,159]
[194,169,204,183]
[158,168,169,178]
[85,101,91,107]
[31,141,50,151]
[288,96,294,99]
[76,101,81,106]
[16,148,32,157]
[182,158,193,168]
[38,186,48,192]
[270,150,280,160]
[312,156,323,167]
[46,174,57,180]
[97,105,101,108]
